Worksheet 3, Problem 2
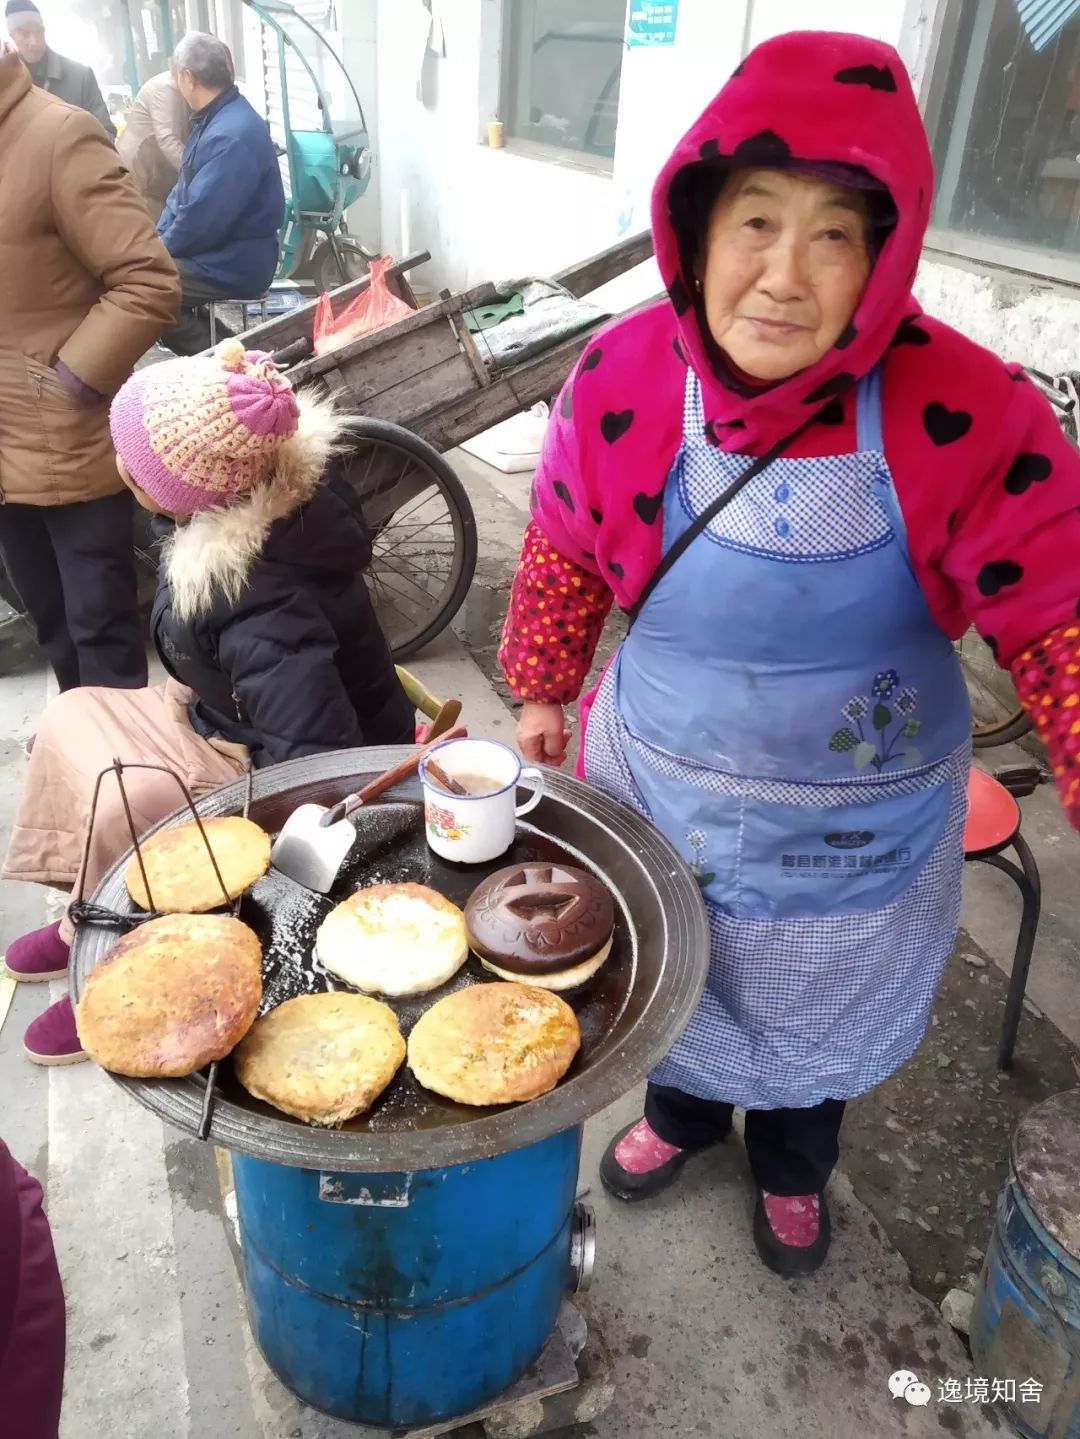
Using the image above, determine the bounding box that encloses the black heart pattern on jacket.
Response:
[923,402,972,446]
[803,372,856,405]
[633,488,665,525]
[732,129,792,166]
[601,410,635,445]
[976,560,1024,597]
[552,480,575,511]
[1003,453,1052,495]
[668,276,691,316]
[892,316,931,347]
[581,348,603,372]
[834,63,896,92]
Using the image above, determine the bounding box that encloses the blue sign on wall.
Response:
[627,1,679,47]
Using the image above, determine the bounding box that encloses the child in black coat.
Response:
[4,341,414,1063]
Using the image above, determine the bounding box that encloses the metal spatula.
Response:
[270,727,466,893]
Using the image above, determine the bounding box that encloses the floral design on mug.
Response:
[830,670,923,772]
[426,801,469,843]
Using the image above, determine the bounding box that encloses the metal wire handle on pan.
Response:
[198,760,255,1141]
[67,759,234,928]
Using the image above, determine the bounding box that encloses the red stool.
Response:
[964,766,1042,1071]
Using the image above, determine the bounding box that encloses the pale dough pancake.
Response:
[479,935,613,991]
[76,914,262,1078]
[125,816,271,913]
[234,992,405,1126]
[408,982,581,1106]
[315,883,468,997]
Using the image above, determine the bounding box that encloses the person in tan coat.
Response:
[0,43,180,693]
[117,67,190,222]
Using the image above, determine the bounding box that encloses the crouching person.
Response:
[3,341,414,1063]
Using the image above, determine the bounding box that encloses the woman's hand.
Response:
[518,702,572,767]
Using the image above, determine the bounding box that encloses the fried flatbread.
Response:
[315,883,468,997]
[234,993,405,1126]
[408,982,580,1106]
[125,816,271,913]
[75,913,263,1077]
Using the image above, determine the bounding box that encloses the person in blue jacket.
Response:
[158,32,285,355]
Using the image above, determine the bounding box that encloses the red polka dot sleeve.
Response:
[1012,622,1080,827]
[498,521,614,704]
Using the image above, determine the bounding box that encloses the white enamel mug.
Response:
[419,737,543,864]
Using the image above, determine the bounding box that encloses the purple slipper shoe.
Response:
[4,922,70,983]
[24,998,87,1067]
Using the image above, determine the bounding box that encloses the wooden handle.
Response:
[320,727,468,825]
[425,758,467,796]
[395,666,444,718]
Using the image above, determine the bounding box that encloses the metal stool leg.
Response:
[208,301,218,348]
[975,835,1042,1071]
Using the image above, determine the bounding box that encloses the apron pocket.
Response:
[734,776,953,920]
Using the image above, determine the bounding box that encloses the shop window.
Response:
[926,0,1080,281]
[502,0,627,170]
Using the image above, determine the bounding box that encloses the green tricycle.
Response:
[118,0,376,291]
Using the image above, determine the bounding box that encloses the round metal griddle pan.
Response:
[70,747,707,1171]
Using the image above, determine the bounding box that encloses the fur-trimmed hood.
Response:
[163,388,345,621]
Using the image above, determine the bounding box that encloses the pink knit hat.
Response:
[109,340,301,517]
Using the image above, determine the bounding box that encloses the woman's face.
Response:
[116,455,174,518]
[698,168,872,382]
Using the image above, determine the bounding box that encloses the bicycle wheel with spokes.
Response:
[335,418,477,660]
[954,628,1033,748]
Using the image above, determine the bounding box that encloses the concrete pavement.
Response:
[1,451,1068,1437]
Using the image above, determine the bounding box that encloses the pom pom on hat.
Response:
[109,341,301,517]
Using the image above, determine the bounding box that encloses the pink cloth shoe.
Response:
[614,1118,683,1174]
[24,998,87,1067]
[753,1190,831,1277]
[4,922,70,983]
[761,1192,822,1247]
[599,1117,714,1200]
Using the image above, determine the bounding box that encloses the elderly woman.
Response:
[499,30,1080,1278]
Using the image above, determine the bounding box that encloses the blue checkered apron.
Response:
[583,366,972,1108]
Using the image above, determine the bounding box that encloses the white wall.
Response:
[358,0,1080,373]
[917,257,1080,376]
[341,0,381,249]
[371,0,622,292]
[364,0,923,293]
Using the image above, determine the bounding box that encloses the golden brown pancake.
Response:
[408,981,581,1106]
[315,882,468,997]
[75,914,262,1078]
[234,992,406,1126]
[125,816,271,913]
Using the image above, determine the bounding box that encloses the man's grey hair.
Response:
[173,32,232,90]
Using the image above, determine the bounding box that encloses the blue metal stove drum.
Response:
[70,747,708,1429]
[972,1089,1080,1438]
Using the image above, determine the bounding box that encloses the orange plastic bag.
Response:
[313,254,414,357]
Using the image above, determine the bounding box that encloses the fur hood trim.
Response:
[164,387,344,621]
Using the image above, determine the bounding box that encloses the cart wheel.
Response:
[954,629,1034,749]
[335,418,477,660]
[311,236,373,293]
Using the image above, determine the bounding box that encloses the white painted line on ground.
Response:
[0,974,15,1041]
